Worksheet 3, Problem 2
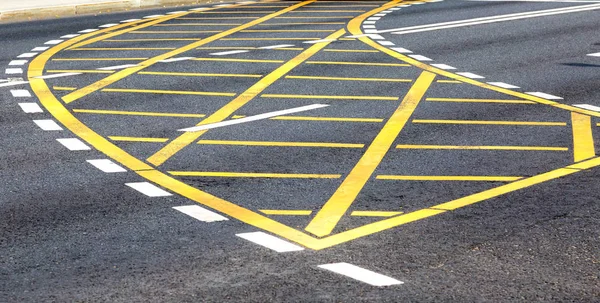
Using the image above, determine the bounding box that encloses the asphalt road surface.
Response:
[1,0,599,301]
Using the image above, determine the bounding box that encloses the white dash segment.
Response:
[126,182,172,197]
[381,10,393,13]
[144,15,164,18]
[391,47,412,53]
[190,7,210,11]
[56,138,91,151]
[159,57,194,63]
[368,17,381,21]
[363,25,376,29]
[99,23,119,28]
[167,11,187,14]
[18,103,43,113]
[456,72,485,79]
[378,41,395,46]
[408,54,432,61]
[61,34,79,38]
[374,13,386,17]
[303,39,336,44]
[588,52,600,57]
[32,47,49,51]
[78,29,98,33]
[574,104,600,112]
[121,19,141,23]
[5,68,23,74]
[390,7,401,10]
[210,50,250,56]
[431,63,455,70]
[17,53,37,58]
[487,82,520,89]
[34,119,63,131]
[0,80,28,87]
[526,92,563,99]
[97,64,138,70]
[363,21,376,24]
[259,44,295,49]
[10,89,31,97]
[9,60,28,66]
[364,29,378,33]
[236,231,304,252]
[86,159,127,173]
[34,72,82,79]
[318,263,403,287]
[45,40,64,45]
[173,205,228,222]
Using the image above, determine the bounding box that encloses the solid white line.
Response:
[179,104,329,132]
[9,60,28,66]
[97,64,138,70]
[526,91,563,99]
[0,80,28,87]
[431,63,456,70]
[34,119,63,131]
[121,19,142,23]
[574,104,600,112]
[32,47,49,51]
[45,40,64,45]
[318,263,403,287]
[18,53,37,58]
[126,182,172,197]
[408,54,432,61]
[588,52,600,57]
[159,57,194,63]
[5,68,23,74]
[236,231,304,252]
[210,50,250,56]
[99,23,119,28]
[56,138,91,151]
[391,47,412,53]
[214,4,233,7]
[34,72,82,79]
[457,72,485,79]
[86,159,127,173]
[259,44,295,49]
[173,205,228,222]
[79,29,98,33]
[303,39,337,44]
[378,41,395,46]
[487,81,520,89]
[11,89,31,97]
[18,103,43,113]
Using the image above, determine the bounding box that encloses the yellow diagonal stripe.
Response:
[376,175,523,181]
[197,140,364,148]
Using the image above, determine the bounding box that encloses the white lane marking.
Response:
[32,46,49,51]
[34,119,63,131]
[214,4,233,7]
[365,29,378,33]
[369,34,385,40]
[526,91,563,99]
[303,38,337,44]
[144,15,164,18]
[363,25,376,29]
[34,72,82,79]
[17,53,37,58]
[86,159,127,173]
[173,205,228,222]
[487,81,520,89]
[0,80,28,87]
[9,60,28,66]
[56,138,91,151]
[259,44,295,49]
[6,68,23,74]
[382,10,393,13]
[210,50,250,56]
[363,21,376,24]
[10,89,31,97]
[179,104,329,132]
[45,40,64,45]
[378,41,395,46]
[400,4,411,7]
[374,13,386,16]
[190,7,210,11]
[18,103,43,113]
[167,11,187,14]
[588,52,600,57]
[368,17,381,20]
[318,263,404,287]
[390,7,402,10]
[574,104,600,112]
[431,63,456,70]
[126,182,172,197]
[97,64,138,70]
[60,34,79,38]
[238,1,256,3]
[159,57,194,63]
[408,54,432,61]
[78,29,98,33]
[236,232,304,252]
[391,47,412,53]
[121,19,141,23]
[99,23,119,28]
[456,72,485,79]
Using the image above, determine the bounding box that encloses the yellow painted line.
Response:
[273,16,354,19]
[47,69,114,74]
[309,4,380,7]
[290,10,367,12]
[197,139,364,148]
[271,116,384,123]
[194,11,277,13]
[71,47,177,50]
[73,108,206,118]
[305,71,436,237]
[571,112,595,162]
[53,86,76,91]
[436,80,462,84]
[168,171,342,178]
[139,71,262,78]
[220,38,322,41]
[338,38,356,41]
[426,97,535,104]
[106,38,203,42]
[350,211,403,217]
[286,75,412,82]
[131,30,222,34]
[101,88,236,97]
[177,17,260,19]
[260,210,313,215]
[259,22,346,25]
[192,57,284,63]
[323,49,378,53]
[306,60,410,67]
[147,28,345,166]
[376,175,523,181]
[51,58,146,61]
[153,23,243,26]
[395,144,568,151]
[197,46,257,50]
[412,119,567,126]
[61,0,315,104]
[241,29,336,32]
[109,136,169,143]
[261,94,399,101]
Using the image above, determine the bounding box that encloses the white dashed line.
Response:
[60,33,79,38]
[363,21,376,24]
[391,47,412,53]
[167,11,187,14]
[99,23,119,28]
[0,80,28,87]
[32,47,49,51]
[390,7,401,10]
[236,232,304,252]
[374,13,386,17]
[210,50,250,56]
[159,57,194,63]
[173,205,229,222]
[56,138,91,151]
[97,64,138,70]
[363,25,376,29]
[17,53,37,58]
[365,29,378,33]
[381,10,393,13]
[408,54,432,61]
[44,40,64,45]
[368,34,385,40]
[587,52,600,57]
[33,119,63,131]
[456,72,485,79]
[378,41,395,46]
[368,17,381,21]
[431,63,456,70]
[574,104,600,112]
[121,19,141,23]
[214,4,233,7]
[34,72,82,80]
[6,68,23,74]
[9,60,28,66]
[78,29,98,33]
[86,159,127,173]
[10,89,31,97]
[318,263,403,287]
[190,7,210,11]
[144,15,164,18]
[487,82,520,89]
[259,44,295,49]
[18,103,43,113]
[126,182,172,197]
[303,38,337,44]
[526,91,563,99]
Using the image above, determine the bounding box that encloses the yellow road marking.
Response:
[306,60,410,67]
[338,38,356,41]
[377,175,523,181]
[109,136,169,143]
[147,28,346,166]
[436,80,462,83]
[412,119,567,126]
[271,116,383,123]
[308,4,379,7]
[425,97,535,104]
[101,88,236,97]
[153,23,243,26]
[273,16,354,19]
[241,29,336,32]
[53,86,76,91]
[261,94,399,100]
[106,38,203,42]
[220,38,321,40]
[290,10,366,12]
[197,139,364,148]
[131,30,222,34]
[168,171,342,178]
[71,47,177,50]
[286,75,412,82]
[260,210,313,215]
[52,58,146,61]
[196,46,305,51]
[177,17,260,19]
[259,22,346,25]
[73,108,206,118]
[47,69,114,74]
[305,71,436,237]
[350,211,403,217]
[571,112,595,162]
[139,71,263,78]
[194,11,276,14]
[323,49,378,53]
[395,144,568,151]
[192,57,284,63]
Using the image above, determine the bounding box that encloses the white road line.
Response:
[34,119,63,131]
[390,7,401,10]
[374,13,386,16]
[99,23,119,28]
[574,104,600,112]
[382,10,393,13]
[391,47,412,53]
[179,104,329,132]
[587,52,600,57]
[56,138,91,151]
[304,39,337,44]
[9,60,27,66]
[10,89,31,97]
[431,63,456,70]
[45,40,64,45]
[18,103,43,113]
[34,72,82,80]
[97,64,138,70]
[214,4,233,7]
[487,81,520,89]
[365,29,378,33]
[363,21,376,24]
[17,53,37,58]
[190,7,210,11]
[0,80,28,87]
[378,41,395,46]
[5,68,23,74]
[79,29,98,33]
[32,47,49,51]
[363,25,376,29]
[121,19,141,23]
[144,15,164,18]
[408,54,432,61]
[167,11,187,14]
[526,91,563,99]
[61,34,80,38]
[173,205,228,222]
[369,34,385,40]
[236,231,304,252]
[318,263,404,287]
[210,50,250,56]
[86,159,127,173]
[259,44,295,49]
[159,57,194,63]
[457,72,485,79]
[126,182,172,197]
[368,17,381,21]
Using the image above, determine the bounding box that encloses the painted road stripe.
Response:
[61,34,80,38]
[350,211,403,217]
[526,91,563,99]
[379,41,395,46]
[574,104,600,112]
[426,97,533,104]
[262,94,398,100]
[286,75,411,82]
[588,52,600,57]
[34,72,82,79]
[318,263,403,287]
[431,63,456,70]
[413,119,566,126]
[9,60,27,66]
[179,104,328,132]
[56,138,91,150]
[259,44,296,49]
[391,47,412,53]
[169,171,341,179]
[197,139,364,148]
[10,89,31,97]
[121,19,142,23]
[487,81,520,89]
[173,205,228,222]
[45,40,64,45]
[73,108,206,118]
[210,50,250,55]
[408,54,432,61]
[0,80,28,87]
[260,210,312,215]
[144,15,164,18]
[18,103,43,113]
[456,72,484,79]
[109,136,169,142]
[32,47,49,51]
[34,119,62,131]
[5,68,23,74]
[79,29,98,33]
[126,182,172,197]
[17,53,37,58]
[99,23,119,27]
[97,64,138,70]
[303,38,337,44]
[377,175,522,181]
[236,231,304,252]
[87,159,127,173]
[159,57,195,63]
